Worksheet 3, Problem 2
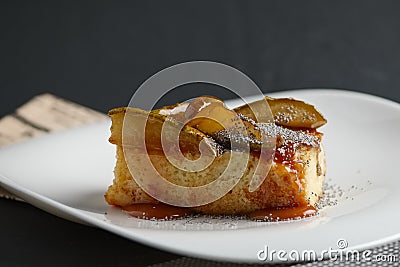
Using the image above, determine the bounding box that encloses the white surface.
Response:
[0,89,399,263]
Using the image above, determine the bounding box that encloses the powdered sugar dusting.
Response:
[256,123,320,147]
[214,113,320,149]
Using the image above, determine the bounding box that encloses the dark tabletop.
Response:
[1,1,400,266]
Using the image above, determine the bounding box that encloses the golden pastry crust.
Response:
[105,106,326,215]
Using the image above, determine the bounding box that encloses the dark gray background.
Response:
[1,1,399,266]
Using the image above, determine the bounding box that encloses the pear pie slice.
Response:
[105,96,326,218]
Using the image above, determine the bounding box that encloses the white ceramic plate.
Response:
[0,89,399,263]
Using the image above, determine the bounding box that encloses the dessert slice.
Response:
[105,96,326,219]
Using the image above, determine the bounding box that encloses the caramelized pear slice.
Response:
[185,96,236,134]
[183,96,269,151]
[234,97,327,129]
[153,102,189,121]
[151,96,272,151]
[108,107,218,156]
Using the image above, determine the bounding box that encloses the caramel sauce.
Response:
[121,203,317,222]
[274,141,296,166]
[248,205,317,221]
[121,203,193,220]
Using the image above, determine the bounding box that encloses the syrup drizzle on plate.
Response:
[121,203,318,222]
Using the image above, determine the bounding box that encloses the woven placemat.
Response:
[149,242,399,266]
[0,94,398,267]
[0,93,106,200]
[149,246,400,267]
